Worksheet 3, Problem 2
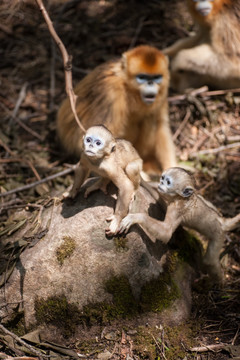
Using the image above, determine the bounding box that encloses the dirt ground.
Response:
[0,0,240,359]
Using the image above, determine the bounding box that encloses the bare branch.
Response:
[0,166,76,198]
[0,324,46,360]
[35,0,86,133]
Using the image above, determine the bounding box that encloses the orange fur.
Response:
[57,45,176,173]
[163,0,240,91]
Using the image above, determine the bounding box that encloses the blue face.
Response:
[84,135,105,157]
[84,136,104,149]
[135,74,163,105]
[136,74,163,85]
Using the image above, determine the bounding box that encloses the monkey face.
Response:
[158,170,175,196]
[135,74,163,105]
[83,125,116,159]
[83,134,105,158]
[158,167,195,198]
[191,0,214,17]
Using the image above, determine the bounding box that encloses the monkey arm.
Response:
[119,203,182,244]
[162,33,202,57]
[69,163,89,199]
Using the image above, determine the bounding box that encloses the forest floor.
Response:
[0,0,239,359]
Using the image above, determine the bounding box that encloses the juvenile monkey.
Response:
[57,45,176,174]
[69,125,143,235]
[120,167,240,280]
[163,0,240,92]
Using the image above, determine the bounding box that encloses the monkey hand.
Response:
[119,213,139,233]
[106,215,121,236]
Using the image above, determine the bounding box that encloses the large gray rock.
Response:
[0,180,193,334]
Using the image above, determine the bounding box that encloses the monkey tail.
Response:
[221,213,240,232]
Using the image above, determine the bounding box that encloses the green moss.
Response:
[134,326,157,359]
[113,236,128,252]
[34,270,182,336]
[35,295,80,337]
[5,311,25,337]
[163,323,197,360]
[133,323,197,360]
[140,272,180,313]
[105,275,138,318]
[164,251,179,274]
[56,236,76,266]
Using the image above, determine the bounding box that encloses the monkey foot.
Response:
[69,188,79,199]
[106,215,121,236]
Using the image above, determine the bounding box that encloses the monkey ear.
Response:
[81,135,85,147]
[181,186,194,198]
[105,140,116,155]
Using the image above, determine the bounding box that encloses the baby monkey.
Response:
[120,167,240,281]
[69,125,142,236]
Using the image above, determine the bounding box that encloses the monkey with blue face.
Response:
[120,167,240,281]
[69,125,143,236]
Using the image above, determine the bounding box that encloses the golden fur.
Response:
[57,45,176,173]
[163,0,240,91]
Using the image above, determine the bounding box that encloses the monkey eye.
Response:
[86,137,92,143]
[154,75,163,84]
[136,74,147,84]
[166,177,171,186]
[95,140,102,146]
[161,175,165,180]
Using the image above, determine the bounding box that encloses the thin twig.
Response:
[231,326,240,345]
[190,142,240,157]
[173,109,191,141]
[128,16,145,50]
[16,118,44,141]
[49,39,56,111]
[189,343,226,353]
[168,86,240,104]
[1,356,38,360]
[0,166,76,198]
[0,324,46,360]
[9,82,28,126]
[35,0,86,133]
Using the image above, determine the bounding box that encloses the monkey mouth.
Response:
[85,150,96,157]
[198,8,211,16]
[158,185,165,193]
[142,94,156,104]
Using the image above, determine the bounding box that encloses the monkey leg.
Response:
[125,159,142,190]
[69,163,89,199]
[170,44,225,91]
[203,232,225,281]
[106,175,135,236]
[84,177,110,198]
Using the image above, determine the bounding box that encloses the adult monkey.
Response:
[163,0,240,92]
[57,45,177,174]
